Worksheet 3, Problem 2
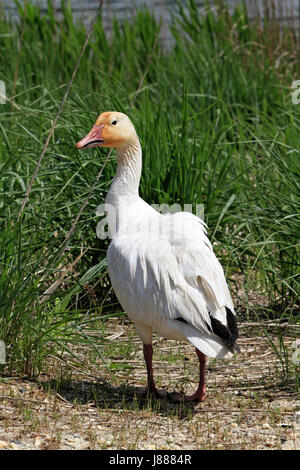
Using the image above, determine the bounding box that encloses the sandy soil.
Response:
[0,320,299,450]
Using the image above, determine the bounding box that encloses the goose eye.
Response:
[111,120,117,125]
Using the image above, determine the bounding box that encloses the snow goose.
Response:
[76,111,239,402]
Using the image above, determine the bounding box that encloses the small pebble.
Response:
[262,423,271,429]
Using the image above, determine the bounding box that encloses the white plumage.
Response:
[76,111,239,402]
[107,209,234,358]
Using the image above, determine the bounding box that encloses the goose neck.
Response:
[111,139,142,197]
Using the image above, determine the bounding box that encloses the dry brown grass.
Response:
[0,319,299,450]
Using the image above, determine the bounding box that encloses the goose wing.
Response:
[107,211,238,356]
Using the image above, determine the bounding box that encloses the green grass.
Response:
[0,0,299,382]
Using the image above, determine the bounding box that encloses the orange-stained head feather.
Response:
[76,112,138,150]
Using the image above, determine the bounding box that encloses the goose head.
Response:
[76,111,138,150]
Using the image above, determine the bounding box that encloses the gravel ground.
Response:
[0,320,299,450]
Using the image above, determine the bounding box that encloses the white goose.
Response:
[76,112,239,402]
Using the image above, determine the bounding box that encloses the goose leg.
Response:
[168,348,207,403]
[143,344,167,399]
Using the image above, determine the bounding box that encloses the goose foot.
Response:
[134,386,168,400]
[141,344,207,404]
[167,389,206,403]
[149,387,168,399]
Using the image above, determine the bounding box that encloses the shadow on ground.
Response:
[40,378,202,419]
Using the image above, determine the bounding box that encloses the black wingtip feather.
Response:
[209,307,240,352]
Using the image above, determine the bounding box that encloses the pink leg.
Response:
[168,348,207,403]
[142,344,167,398]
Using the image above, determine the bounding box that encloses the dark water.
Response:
[2,0,299,43]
